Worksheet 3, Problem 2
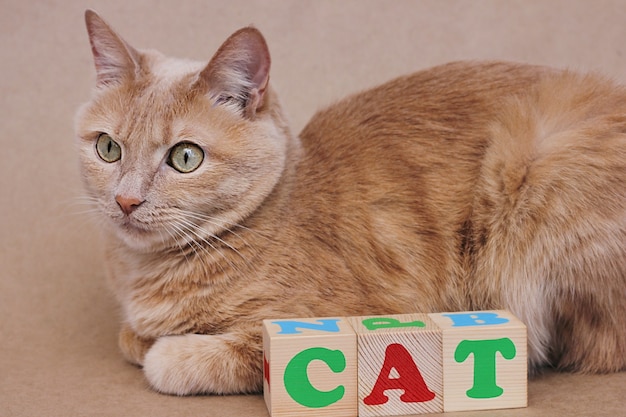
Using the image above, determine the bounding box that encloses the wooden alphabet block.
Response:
[262,310,527,417]
[428,310,527,412]
[347,314,443,416]
[262,317,358,417]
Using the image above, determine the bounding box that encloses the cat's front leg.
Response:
[142,328,263,395]
[118,323,155,366]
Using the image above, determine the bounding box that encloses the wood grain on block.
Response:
[262,317,358,417]
[428,310,527,412]
[347,314,443,416]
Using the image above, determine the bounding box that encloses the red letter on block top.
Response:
[363,343,436,405]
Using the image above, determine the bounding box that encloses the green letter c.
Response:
[284,347,346,408]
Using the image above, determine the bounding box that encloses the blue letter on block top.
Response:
[272,319,342,335]
[442,312,509,327]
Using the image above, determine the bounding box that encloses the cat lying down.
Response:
[75,10,625,395]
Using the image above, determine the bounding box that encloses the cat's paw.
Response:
[143,333,262,395]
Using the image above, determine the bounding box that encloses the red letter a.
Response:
[363,343,436,405]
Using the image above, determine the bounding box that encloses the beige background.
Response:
[1,1,625,416]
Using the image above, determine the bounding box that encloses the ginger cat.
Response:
[75,10,625,395]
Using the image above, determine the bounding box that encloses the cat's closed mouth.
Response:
[115,214,153,235]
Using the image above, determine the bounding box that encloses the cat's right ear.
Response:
[84,10,140,87]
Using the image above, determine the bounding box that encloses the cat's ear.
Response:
[84,10,141,87]
[195,27,271,119]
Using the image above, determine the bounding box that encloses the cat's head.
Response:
[75,11,289,252]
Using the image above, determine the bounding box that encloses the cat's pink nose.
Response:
[115,195,144,215]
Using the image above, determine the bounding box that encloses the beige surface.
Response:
[1,1,625,416]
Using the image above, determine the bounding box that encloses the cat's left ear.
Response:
[195,27,271,119]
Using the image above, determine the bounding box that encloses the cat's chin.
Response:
[117,233,168,253]
[113,221,169,252]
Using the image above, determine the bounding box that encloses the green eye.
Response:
[168,142,204,173]
[95,133,121,163]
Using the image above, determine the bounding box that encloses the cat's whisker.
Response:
[169,219,231,277]
[181,209,271,243]
[165,208,248,251]
[169,222,215,275]
[160,224,191,264]
[169,221,202,258]
[174,210,268,263]
[179,217,248,262]
[61,196,106,216]
[175,216,240,251]
[60,196,98,212]
[68,207,104,218]
[174,217,243,275]
[52,195,108,231]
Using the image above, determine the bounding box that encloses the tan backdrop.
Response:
[1,1,624,416]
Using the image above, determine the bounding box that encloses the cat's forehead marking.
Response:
[117,60,203,148]
[149,55,204,87]
[92,53,212,151]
